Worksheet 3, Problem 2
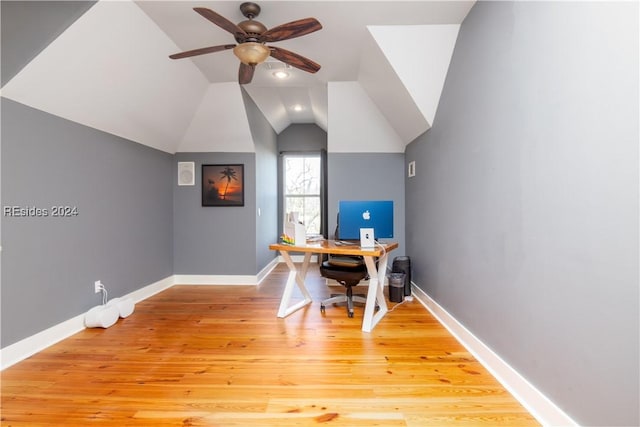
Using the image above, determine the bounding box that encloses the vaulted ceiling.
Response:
[1,1,475,154]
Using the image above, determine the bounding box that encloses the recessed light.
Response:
[273,70,290,79]
[293,105,303,112]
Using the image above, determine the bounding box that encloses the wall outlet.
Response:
[94,280,102,293]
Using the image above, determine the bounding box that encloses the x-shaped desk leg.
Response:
[361,253,390,332]
[277,251,313,318]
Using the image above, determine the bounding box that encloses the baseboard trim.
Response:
[411,284,577,427]
[125,275,175,303]
[0,313,85,371]
[1,262,287,370]
[174,258,280,286]
[3,270,574,427]
[0,275,174,371]
[257,257,279,285]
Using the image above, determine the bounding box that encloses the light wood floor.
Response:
[1,263,539,426]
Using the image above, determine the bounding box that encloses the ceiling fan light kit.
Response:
[233,42,270,65]
[169,2,322,84]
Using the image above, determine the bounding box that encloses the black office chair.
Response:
[319,216,368,318]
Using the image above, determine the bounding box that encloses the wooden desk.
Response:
[269,240,399,332]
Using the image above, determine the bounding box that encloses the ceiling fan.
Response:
[169,2,322,84]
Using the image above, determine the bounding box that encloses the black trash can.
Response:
[392,256,412,296]
[388,272,405,303]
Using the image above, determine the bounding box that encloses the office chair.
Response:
[319,215,369,318]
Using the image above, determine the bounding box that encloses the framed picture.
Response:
[202,164,245,207]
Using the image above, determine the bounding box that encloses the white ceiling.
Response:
[1,1,475,154]
[136,1,475,133]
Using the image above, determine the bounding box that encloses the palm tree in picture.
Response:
[219,166,238,200]
[206,178,219,202]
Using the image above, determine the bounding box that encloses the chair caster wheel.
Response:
[348,311,354,318]
[320,305,325,314]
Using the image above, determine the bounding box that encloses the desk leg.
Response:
[361,253,389,333]
[277,251,313,318]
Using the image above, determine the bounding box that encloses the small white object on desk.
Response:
[284,211,307,245]
[360,227,375,249]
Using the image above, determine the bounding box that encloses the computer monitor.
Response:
[338,200,394,240]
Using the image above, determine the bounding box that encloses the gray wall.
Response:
[243,90,279,271]
[278,124,327,153]
[328,153,405,257]
[1,98,174,347]
[173,152,257,275]
[405,2,638,426]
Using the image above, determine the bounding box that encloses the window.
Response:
[283,154,321,235]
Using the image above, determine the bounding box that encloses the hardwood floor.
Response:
[1,263,539,426]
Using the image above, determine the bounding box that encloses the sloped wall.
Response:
[1,1,96,86]
[327,81,405,153]
[1,0,209,154]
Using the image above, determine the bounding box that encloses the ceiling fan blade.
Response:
[169,44,235,60]
[194,7,247,40]
[239,63,255,85]
[269,47,321,74]
[260,18,322,43]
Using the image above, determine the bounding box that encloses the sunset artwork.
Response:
[202,164,244,206]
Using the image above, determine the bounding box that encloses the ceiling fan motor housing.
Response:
[238,20,267,40]
[237,2,266,42]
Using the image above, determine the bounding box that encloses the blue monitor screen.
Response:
[338,200,394,240]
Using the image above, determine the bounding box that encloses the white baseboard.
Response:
[0,312,86,371]
[257,257,279,285]
[1,261,288,370]
[411,284,577,427]
[124,275,175,303]
[174,258,280,286]
[0,275,174,371]
[4,268,573,427]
